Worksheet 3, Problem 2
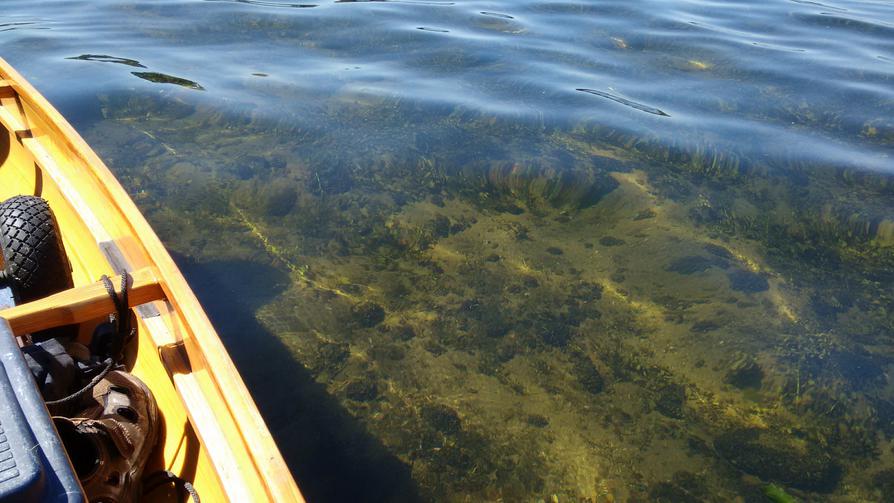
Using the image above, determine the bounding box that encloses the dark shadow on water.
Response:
[172,253,423,503]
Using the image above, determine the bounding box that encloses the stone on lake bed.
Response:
[727,269,769,293]
[425,214,451,238]
[571,281,603,301]
[714,429,841,492]
[526,414,549,428]
[666,255,715,275]
[703,243,734,261]
[352,301,386,327]
[654,383,686,419]
[691,320,720,333]
[723,355,763,389]
[345,380,379,402]
[570,353,604,394]
[537,318,572,347]
[228,154,269,180]
[599,236,625,246]
[422,404,462,435]
[523,276,540,288]
[261,183,298,217]
[390,324,416,340]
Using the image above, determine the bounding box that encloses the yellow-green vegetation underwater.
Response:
[86,89,894,503]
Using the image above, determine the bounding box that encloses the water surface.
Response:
[3,0,894,501]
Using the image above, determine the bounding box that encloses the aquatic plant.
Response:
[762,483,798,503]
[77,76,894,501]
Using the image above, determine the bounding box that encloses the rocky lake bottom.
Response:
[4,0,894,500]
[80,90,894,502]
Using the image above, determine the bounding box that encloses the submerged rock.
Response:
[535,316,573,347]
[831,348,886,387]
[873,469,894,502]
[425,214,451,238]
[666,255,715,275]
[522,276,540,288]
[727,270,769,293]
[599,236,625,246]
[261,182,298,217]
[691,320,720,333]
[352,302,386,327]
[571,281,603,302]
[703,243,734,261]
[647,472,709,503]
[654,383,686,419]
[810,291,853,322]
[570,353,605,395]
[390,324,416,341]
[306,341,351,377]
[714,429,842,492]
[723,355,764,389]
[648,481,695,502]
[227,154,270,180]
[526,414,549,428]
[345,380,379,402]
[422,404,462,435]
[232,179,298,217]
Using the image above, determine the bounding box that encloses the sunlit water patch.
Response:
[2,0,893,501]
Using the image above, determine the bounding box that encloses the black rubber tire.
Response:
[0,196,74,303]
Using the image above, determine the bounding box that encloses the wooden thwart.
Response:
[0,267,165,336]
[0,80,14,98]
[0,104,28,137]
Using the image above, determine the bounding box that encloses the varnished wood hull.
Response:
[0,58,303,502]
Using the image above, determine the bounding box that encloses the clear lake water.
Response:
[3,0,894,500]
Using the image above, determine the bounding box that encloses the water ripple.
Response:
[0,0,891,173]
[67,54,146,68]
[575,88,670,117]
[131,72,205,90]
[0,20,48,32]
[2,1,894,501]
[203,0,318,7]
[480,11,514,19]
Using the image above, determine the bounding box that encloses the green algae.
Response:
[763,483,798,503]
[81,88,894,502]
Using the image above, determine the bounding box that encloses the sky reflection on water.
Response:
[3,0,894,501]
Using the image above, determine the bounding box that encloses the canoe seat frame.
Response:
[0,268,164,337]
[0,60,303,502]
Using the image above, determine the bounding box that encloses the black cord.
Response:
[120,272,129,320]
[45,357,114,407]
[100,272,136,356]
[100,273,130,324]
[48,272,135,407]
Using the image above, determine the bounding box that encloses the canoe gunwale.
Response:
[0,57,303,503]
